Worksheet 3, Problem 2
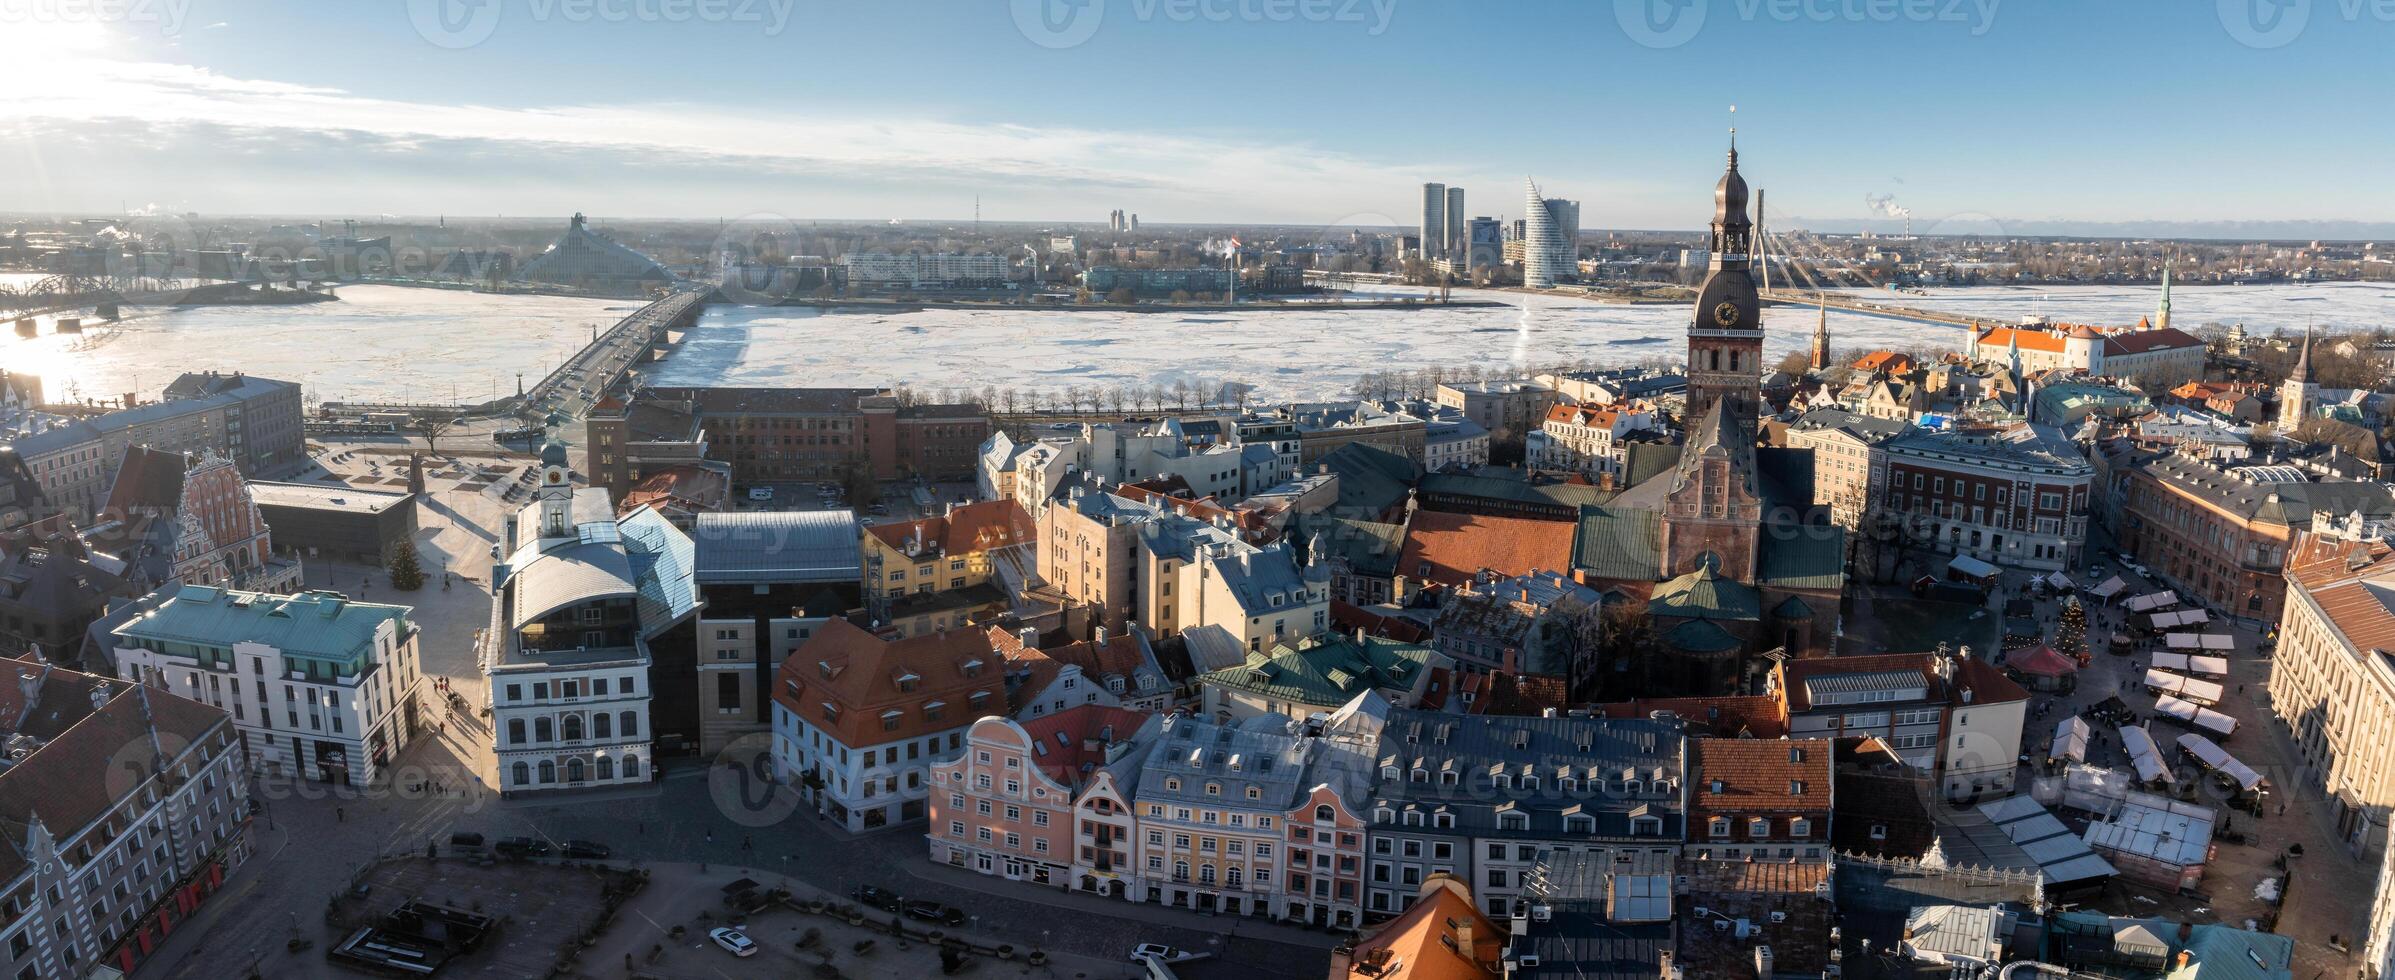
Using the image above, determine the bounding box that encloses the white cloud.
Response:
[0,43,1446,222]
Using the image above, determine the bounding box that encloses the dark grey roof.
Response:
[1367,708,1686,841]
[1292,513,1404,578]
[1314,443,1420,518]
[1506,911,1669,980]
[2139,451,2395,527]
[691,511,862,584]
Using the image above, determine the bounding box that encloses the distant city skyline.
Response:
[1,2,2391,236]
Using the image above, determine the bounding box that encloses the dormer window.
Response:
[1632,815,1663,837]
[1166,778,1181,791]
[1497,811,1529,831]
[1790,818,1812,838]
[817,661,837,680]
[1708,817,1730,838]
[1205,783,1221,797]
[1246,787,1262,800]
[1789,780,1806,796]
[881,710,904,732]
[894,671,920,693]
[1747,817,1771,838]
[961,659,984,678]
[1433,812,1455,829]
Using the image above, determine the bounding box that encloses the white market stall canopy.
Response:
[2120,725,2172,783]
[2124,591,2179,612]
[2142,669,2224,705]
[2043,571,2074,591]
[2176,733,2264,791]
[2051,716,2090,763]
[2090,576,2129,599]
[1949,555,2000,579]
[2162,634,2234,653]
[2148,609,2211,629]
[2153,694,2238,737]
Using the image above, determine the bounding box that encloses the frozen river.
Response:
[646,281,2395,401]
[2,279,2387,406]
[0,283,627,405]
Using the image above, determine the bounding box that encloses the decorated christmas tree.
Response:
[388,539,426,592]
[2056,595,2087,658]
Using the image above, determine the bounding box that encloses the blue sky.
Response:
[0,0,2388,233]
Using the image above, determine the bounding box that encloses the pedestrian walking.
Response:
[741,834,752,852]
[706,829,714,844]
[336,807,345,823]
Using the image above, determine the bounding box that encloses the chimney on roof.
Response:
[16,671,38,713]
[89,679,110,712]
[1452,910,1475,960]
[1094,625,1108,645]
[1018,627,1039,650]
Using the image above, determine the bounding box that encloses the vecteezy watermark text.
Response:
[409,0,797,50]
[1613,0,1999,50]
[1011,0,1396,50]
[0,0,193,35]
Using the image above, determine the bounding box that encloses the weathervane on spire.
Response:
[1729,104,1737,148]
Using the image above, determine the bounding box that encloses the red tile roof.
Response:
[1330,601,1432,643]
[1591,694,1789,738]
[1779,652,2027,712]
[1689,738,1833,835]
[1459,672,1569,717]
[2103,327,2204,356]
[1398,510,1576,587]
[865,498,1033,559]
[1852,351,1914,373]
[1976,327,2068,353]
[1015,703,1152,787]
[771,619,1006,748]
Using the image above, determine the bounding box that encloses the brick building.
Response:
[585,387,990,495]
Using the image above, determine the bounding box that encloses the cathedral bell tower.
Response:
[1686,139,1765,423]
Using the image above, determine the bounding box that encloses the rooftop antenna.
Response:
[974,195,981,235]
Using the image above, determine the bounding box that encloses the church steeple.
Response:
[2155,262,2173,332]
[1808,294,1830,373]
[2279,322,2318,438]
[1686,126,1765,424]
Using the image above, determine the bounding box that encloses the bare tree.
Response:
[414,415,457,456]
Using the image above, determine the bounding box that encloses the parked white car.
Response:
[710,928,757,957]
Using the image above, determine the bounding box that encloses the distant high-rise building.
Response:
[1129,213,1139,231]
[1419,183,1446,261]
[1444,186,1465,261]
[1467,216,1503,270]
[1521,178,1578,288]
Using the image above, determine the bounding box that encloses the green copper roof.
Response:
[1663,618,1742,653]
[1648,560,1762,622]
[116,586,412,670]
[1570,506,1663,582]
[1772,594,1815,619]
[1198,635,1431,709]
[1756,521,1847,591]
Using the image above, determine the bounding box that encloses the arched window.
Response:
[511,761,530,787]
[534,717,554,742]
[1314,804,1333,822]
[596,755,615,780]
[507,719,525,745]
[1226,867,1243,888]
[563,715,584,741]
[622,754,641,778]
[537,760,556,784]
[620,711,640,737]
[594,712,612,738]
[566,758,586,782]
